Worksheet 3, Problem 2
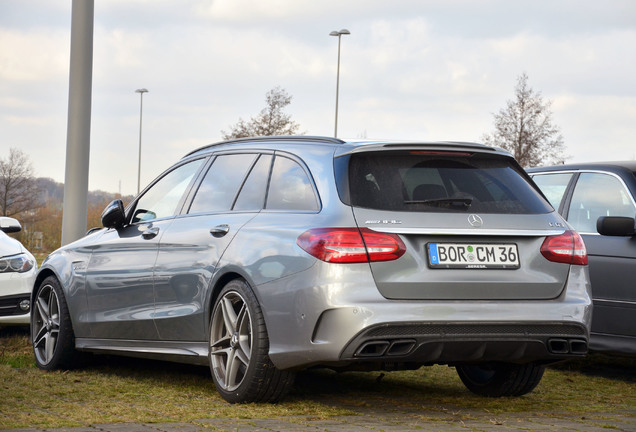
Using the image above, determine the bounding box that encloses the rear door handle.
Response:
[142,227,160,239]
[210,224,230,238]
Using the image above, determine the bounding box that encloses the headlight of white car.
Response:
[0,253,35,273]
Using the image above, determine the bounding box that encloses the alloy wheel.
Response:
[209,291,253,391]
[32,283,61,366]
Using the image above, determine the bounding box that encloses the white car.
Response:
[0,217,37,325]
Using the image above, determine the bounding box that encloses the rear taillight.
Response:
[540,230,588,265]
[296,228,406,263]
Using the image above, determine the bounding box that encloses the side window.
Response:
[132,158,205,223]
[234,154,272,211]
[531,173,574,211]
[189,154,257,214]
[567,172,636,233]
[266,156,319,211]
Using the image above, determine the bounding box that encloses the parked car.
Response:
[528,162,636,355]
[31,136,592,403]
[0,217,37,325]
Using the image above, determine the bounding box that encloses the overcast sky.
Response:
[1,0,635,196]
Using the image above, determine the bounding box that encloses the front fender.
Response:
[31,242,96,338]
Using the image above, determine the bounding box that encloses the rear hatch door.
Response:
[342,146,570,300]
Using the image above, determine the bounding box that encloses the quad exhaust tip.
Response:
[548,338,588,355]
[355,338,588,359]
[355,339,416,357]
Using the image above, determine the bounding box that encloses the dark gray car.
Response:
[31,137,592,403]
[528,162,636,355]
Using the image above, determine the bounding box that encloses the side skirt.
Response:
[75,338,209,366]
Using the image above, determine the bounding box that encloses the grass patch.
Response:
[0,327,32,368]
[1,325,634,429]
[294,360,635,417]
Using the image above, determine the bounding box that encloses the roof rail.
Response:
[185,135,345,157]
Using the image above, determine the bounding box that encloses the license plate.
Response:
[427,243,519,269]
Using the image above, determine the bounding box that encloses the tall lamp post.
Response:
[135,88,148,194]
[329,29,349,138]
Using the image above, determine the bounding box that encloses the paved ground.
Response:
[3,405,634,432]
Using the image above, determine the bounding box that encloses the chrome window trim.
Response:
[368,227,566,236]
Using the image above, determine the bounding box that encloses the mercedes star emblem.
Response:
[468,214,483,227]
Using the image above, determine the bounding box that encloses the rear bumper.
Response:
[340,321,588,365]
[263,264,592,370]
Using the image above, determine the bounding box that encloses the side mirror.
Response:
[101,200,126,229]
[0,216,22,234]
[597,216,636,237]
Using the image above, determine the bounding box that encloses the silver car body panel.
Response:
[33,138,593,371]
[261,263,591,369]
[71,262,591,370]
[352,208,570,300]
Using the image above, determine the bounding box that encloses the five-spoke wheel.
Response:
[209,279,294,403]
[31,276,79,370]
[32,280,61,366]
[210,289,253,392]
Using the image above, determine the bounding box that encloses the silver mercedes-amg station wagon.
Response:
[31,136,592,403]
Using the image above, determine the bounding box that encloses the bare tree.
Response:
[482,73,566,167]
[0,148,42,217]
[222,87,303,139]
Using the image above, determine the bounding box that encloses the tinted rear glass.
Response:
[345,152,551,214]
[188,154,257,214]
[266,156,319,211]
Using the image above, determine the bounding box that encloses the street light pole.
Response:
[330,29,349,138]
[135,88,148,194]
[61,0,94,246]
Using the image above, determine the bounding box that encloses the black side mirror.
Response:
[101,200,126,229]
[597,216,636,237]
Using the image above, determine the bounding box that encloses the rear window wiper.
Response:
[404,198,473,208]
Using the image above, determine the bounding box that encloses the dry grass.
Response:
[1,326,634,429]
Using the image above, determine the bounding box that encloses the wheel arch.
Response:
[31,266,83,338]
[31,268,61,304]
[206,270,251,330]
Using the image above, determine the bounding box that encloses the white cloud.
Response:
[1,0,635,196]
[195,0,316,22]
[0,29,68,81]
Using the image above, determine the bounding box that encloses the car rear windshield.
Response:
[340,151,552,214]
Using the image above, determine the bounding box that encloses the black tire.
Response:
[208,279,295,403]
[31,276,82,370]
[456,362,545,397]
